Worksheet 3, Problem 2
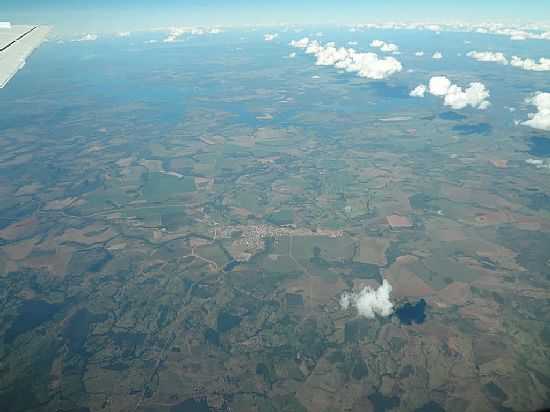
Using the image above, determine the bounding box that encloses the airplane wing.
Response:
[0,24,51,88]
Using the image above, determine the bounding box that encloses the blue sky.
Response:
[4,0,550,34]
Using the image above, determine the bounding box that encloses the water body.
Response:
[170,398,212,412]
[5,300,61,344]
[528,136,550,157]
[217,311,241,333]
[439,111,466,121]
[368,392,400,412]
[452,123,492,136]
[223,260,240,272]
[395,299,427,325]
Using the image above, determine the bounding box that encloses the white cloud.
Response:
[522,92,550,131]
[467,51,508,64]
[118,32,130,37]
[347,22,550,42]
[164,27,186,42]
[161,26,222,43]
[432,52,443,59]
[429,76,452,96]
[264,33,279,42]
[73,34,98,42]
[340,280,394,319]
[370,39,384,48]
[526,158,550,169]
[510,56,550,72]
[409,84,427,97]
[290,38,402,80]
[415,51,425,57]
[289,37,310,48]
[370,39,399,53]
[444,82,491,110]
[413,76,490,110]
[288,52,296,58]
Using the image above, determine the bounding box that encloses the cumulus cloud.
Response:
[409,84,427,97]
[288,52,296,58]
[467,50,508,64]
[370,39,399,53]
[161,27,222,42]
[340,280,394,319]
[411,76,490,110]
[526,158,550,169]
[510,56,550,72]
[428,76,452,96]
[118,32,130,37]
[432,52,443,59]
[348,22,550,42]
[264,33,279,41]
[73,34,98,42]
[522,92,550,131]
[415,51,425,57]
[290,37,403,80]
[290,37,310,48]
[164,27,186,42]
[444,82,491,110]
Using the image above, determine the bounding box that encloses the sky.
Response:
[4,0,550,34]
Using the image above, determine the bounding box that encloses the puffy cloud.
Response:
[290,38,402,80]
[522,92,550,131]
[288,52,296,58]
[467,51,508,64]
[118,32,130,37]
[510,56,550,72]
[370,39,399,53]
[289,37,310,48]
[409,84,427,97]
[164,27,186,42]
[347,22,550,42]
[432,52,443,59]
[340,280,394,319]
[73,34,98,42]
[415,51,425,57]
[428,76,451,96]
[526,158,550,169]
[264,33,279,41]
[162,26,222,42]
[443,82,491,110]
[412,76,490,110]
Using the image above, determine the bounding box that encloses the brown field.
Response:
[472,211,513,226]
[2,236,39,260]
[434,282,472,306]
[386,255,434,298]
[425,218,467,242]
[386,215,413,229]
[60,225,117,245]
[43,196,80,211]
[355,236,390,266]
[0,216,39,241]
[489,159,508,168]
